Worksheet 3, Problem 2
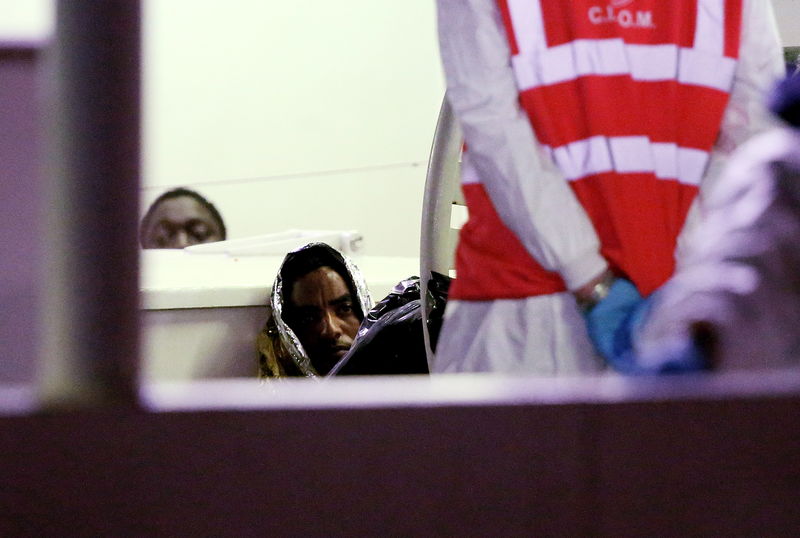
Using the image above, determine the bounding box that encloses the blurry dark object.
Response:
[425,271,451,354]
[331,272,451,376]
[769,75,800,127]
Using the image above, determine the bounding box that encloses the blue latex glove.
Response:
[583,278,643,371]
[585,280,710,374]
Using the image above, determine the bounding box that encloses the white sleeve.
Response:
[677,0,785,257]
[435,0,607,290]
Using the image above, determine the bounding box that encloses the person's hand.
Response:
[635,320,716,374]
[583,277,643,371]
[584,280,713,374]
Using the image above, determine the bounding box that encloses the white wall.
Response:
[773,0,800,46]
[140,0,800,258]
[141,1,445,256]
[0,0,52,44]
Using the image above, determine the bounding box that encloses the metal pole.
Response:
[419,95,462,369]
[39,1,141,407]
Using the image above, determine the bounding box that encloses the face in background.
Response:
[286,266,362,374]
[141,195,224,249]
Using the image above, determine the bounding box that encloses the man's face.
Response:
[286,266,361,374]
[141,195,223,249]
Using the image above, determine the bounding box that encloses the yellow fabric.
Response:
[256,314,301,378]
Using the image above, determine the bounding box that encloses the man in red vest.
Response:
[433,0,784,374]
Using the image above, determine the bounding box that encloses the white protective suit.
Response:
[433,0,784,374]
[634,124,800,371]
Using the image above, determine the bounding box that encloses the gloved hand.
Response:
[584,280,712,374]
[583,278,644,372]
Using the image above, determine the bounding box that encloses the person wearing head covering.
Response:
[432,0,784,374]
[257,243,372,378]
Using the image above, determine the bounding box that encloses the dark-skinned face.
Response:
[141,195,223,249]
[286,266,361,374]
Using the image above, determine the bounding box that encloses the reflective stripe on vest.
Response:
[451,0,741,300]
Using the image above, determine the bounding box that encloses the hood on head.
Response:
[268,242,372,377]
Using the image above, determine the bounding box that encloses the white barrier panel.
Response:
[140,249,420,380]
[1,371,799,535]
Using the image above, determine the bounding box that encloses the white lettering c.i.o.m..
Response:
[588,6,655,28]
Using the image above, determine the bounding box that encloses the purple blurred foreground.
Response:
[2,373,800,536]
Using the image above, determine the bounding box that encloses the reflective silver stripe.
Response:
[678,48,737,91]
[512,40,735,91]
[465,136,708,186]
[694,0,726,55]
[543,137,709,185]
[508,0,735,91]
[506,0,547,53]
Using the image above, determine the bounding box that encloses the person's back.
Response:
[433,0,783,374]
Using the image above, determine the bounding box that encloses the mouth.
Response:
[330,345,350,359]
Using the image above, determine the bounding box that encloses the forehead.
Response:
[289,266,351,305]
[149,195,215,225]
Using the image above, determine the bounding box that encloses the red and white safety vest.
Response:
[451,0,742,300]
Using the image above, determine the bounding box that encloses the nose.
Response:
[319,311,343,339]
[172,229,191,249]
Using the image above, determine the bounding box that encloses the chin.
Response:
[312,348,350,375]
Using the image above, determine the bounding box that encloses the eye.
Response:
[293,310,321,327]
[336,303,354,316]
[300,314,317,325]
[159,224,179,240]
[152,224,173,246]
[189,221,211,242]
